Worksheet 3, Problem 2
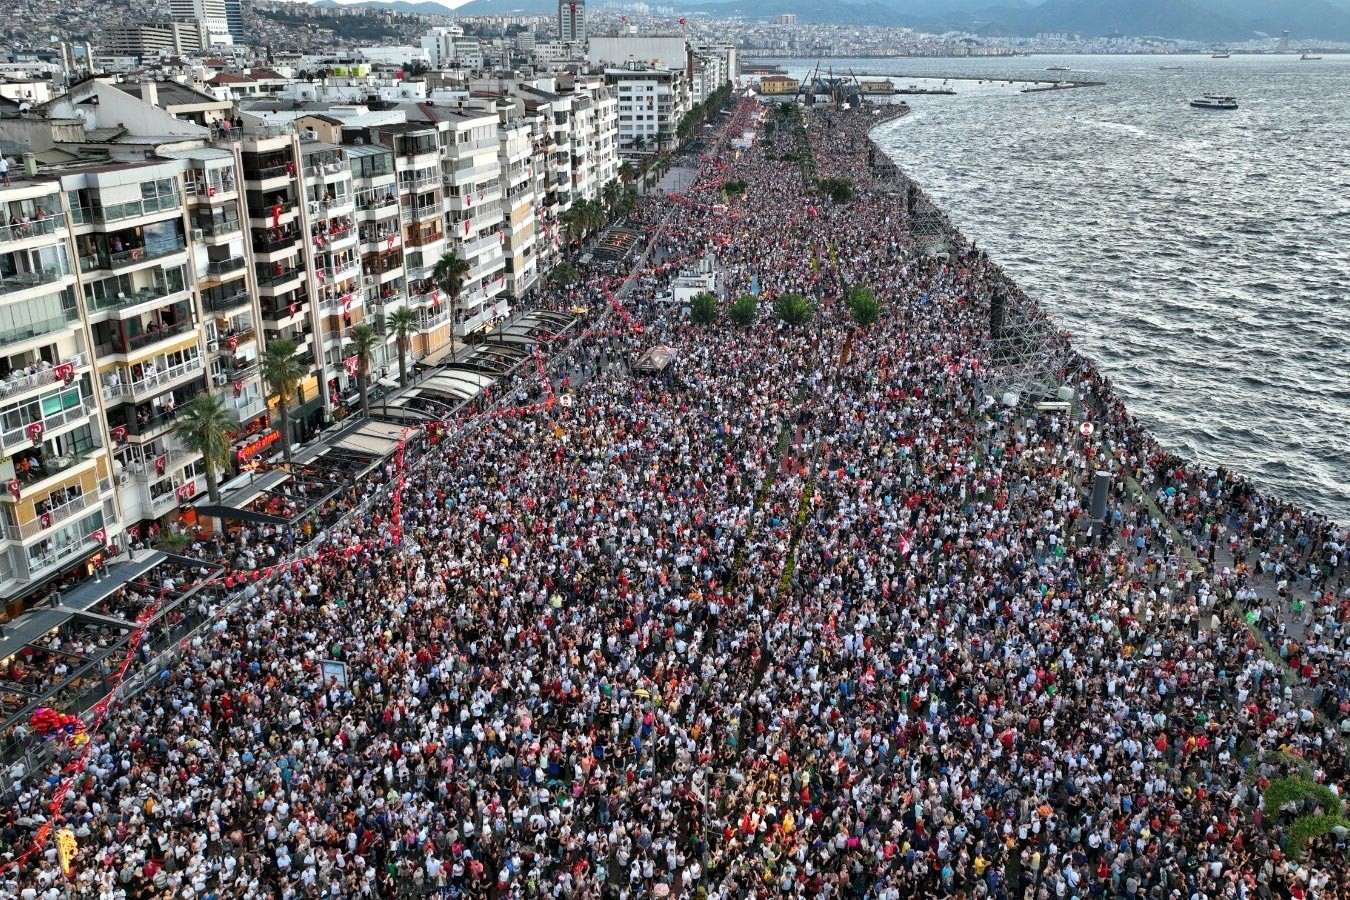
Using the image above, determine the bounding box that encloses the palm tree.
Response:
[261,338,307,463]
[618,161,637,184]
[387,306,418,387]
[173,394,237,511]
[345,323,380,420]
[431,250,471,305]
[602,180,622,216]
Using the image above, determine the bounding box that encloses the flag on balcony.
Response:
[385,234,395,249]
[91,527,107,546]
[111,424,127,444]
[272,203,282,228]
[228,336,239,351]
[40,512,51,529]
[26,422,44,445]
[55,362,75,383]
[234,381,242,398]
[155,455,167,476]
[7,480,19,501]
[344,354,360,376]
[288,302,298,317]
[342,296,352,314]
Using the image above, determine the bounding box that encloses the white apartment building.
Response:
[421,27,485,72]
[604,67,689,154]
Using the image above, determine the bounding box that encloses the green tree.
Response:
[730,293,758,326]
[550,261,581,286]
[431,251,471,304]
[818,177,854,203]
[387,306,419,387]
[261,338,307,463]
[618,160,637,183]
[345,323,380,420]
[689,292,718,324]
[847,286,881,328]
[173,394,237,509]
[773,293,815,326]
[602,179,622,215]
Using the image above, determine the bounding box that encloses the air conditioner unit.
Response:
[213,374,228,386]
[308,201,320,215]
[191,228,204,241]
[207,340,219,351]
[363,275,376,286]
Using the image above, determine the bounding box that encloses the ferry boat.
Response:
[1046,65,1071,71]
[1189,95,1238,110]
[1211,52,1231,58]
[1300,53,1323,60]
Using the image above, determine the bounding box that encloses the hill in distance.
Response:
[306,0,1350,41]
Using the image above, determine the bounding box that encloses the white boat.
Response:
[1046,65,1071,71]
[1211,52,1231,58]
[1189,95,1238,110]
[1300,53,1322,60]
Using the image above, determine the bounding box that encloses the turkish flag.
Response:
[272,203,282,228]
[155,455,167,476]
[55,362,75,383]
[233,381,242,398]
[111,424,127,443]
[26,422,44,445]
[7,480,19,501]
[344,355,360,376]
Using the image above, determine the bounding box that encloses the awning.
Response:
[332,420,408,457]
[420,341,462,367]
[191,503,289,526]
[57,552,165,612]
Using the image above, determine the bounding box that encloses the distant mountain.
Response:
[310,0,459,14]
[310,0,1350,40]
[448,0,555,14]
[892,0,1350,40]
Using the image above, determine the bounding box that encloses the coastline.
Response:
[861,101,1343,699]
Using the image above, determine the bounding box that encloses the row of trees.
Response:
[676,81,736,144]
[559,178,641,243]
[688,284,883,329]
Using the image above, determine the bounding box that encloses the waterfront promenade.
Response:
[3,96,1348,899]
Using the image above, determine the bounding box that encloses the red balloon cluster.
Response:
[29,707,86,739]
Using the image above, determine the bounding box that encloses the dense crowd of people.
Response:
[2,95,1348,900]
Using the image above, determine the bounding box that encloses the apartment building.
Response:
[605,66,689,154]
[0,178,120,605]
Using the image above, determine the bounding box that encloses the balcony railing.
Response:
[0,263,72,297]
[87,278,189,314]
[251,232,300,254]
[204,290,251,313]
[226,396,267,422]
[257,268,304,289]
[406,230,444,249]
[25,529,103,580]
[247,163,292,181]
[6,492,99,541]
[1,399,98,450]
[206,257,247,277]
[318,260,360,282]
[96,321,194,357]
[108,243,186,269]
[0,216,61,243]
[93,194,182,224]
[0,353,89,402]
[102,356,204,402]
[0,306,80,349]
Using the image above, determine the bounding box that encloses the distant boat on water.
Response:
[1046,65,1072,72]
[1190,95,1238,110]
[1301,53,1323,60]
[1159,66,1184,71]
[1211,52,1231,58]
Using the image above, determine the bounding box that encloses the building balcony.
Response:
[102,355,204,403]
[204,288,252,314]
[0,353,90,404]
[86,278,190,317]
[4,489,104,542]
[21,526,106,581]
[226,396,267,423]
[0,216,63,245]
[104,242,187,271]
[0,260,73,297]
[0,304,80,351]
[94,320,195,359]
[318,259,361,284]
[203,256,247,279]
[257,268,306,294]
[1,398,98,451]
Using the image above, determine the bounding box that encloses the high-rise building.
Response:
[170,0,234,47]
[558,0,586,44]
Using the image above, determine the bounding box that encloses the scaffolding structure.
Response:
[983,287,1070,405]
[906,188,950,257]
